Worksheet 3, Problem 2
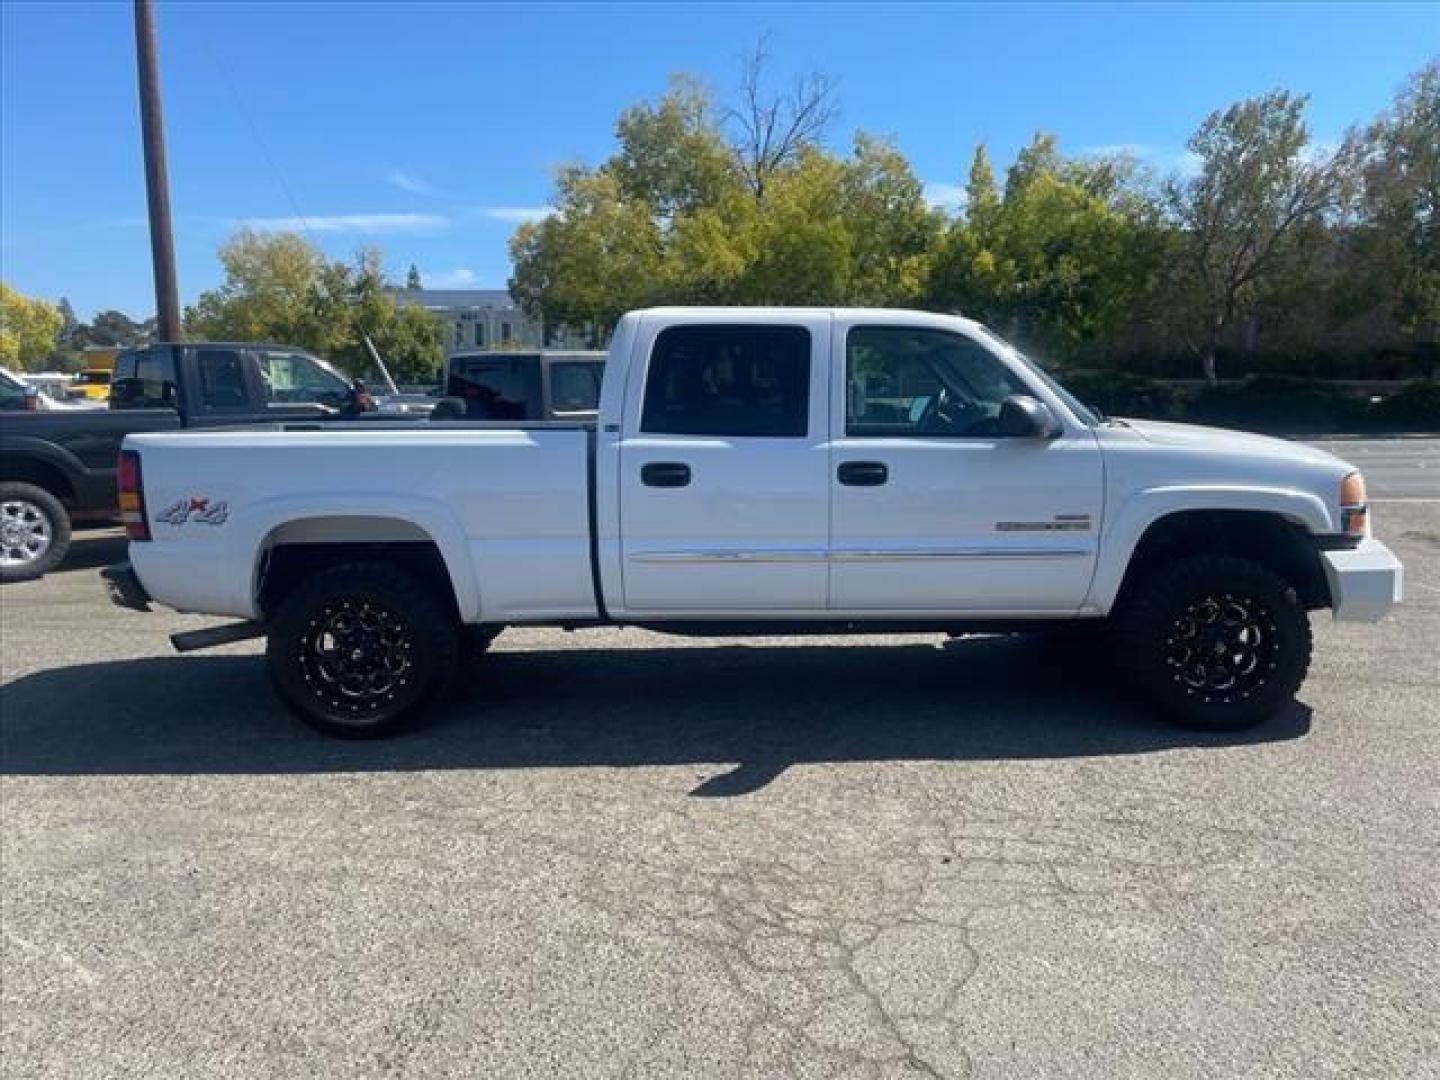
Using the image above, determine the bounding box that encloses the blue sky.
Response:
[2,1,1435,319]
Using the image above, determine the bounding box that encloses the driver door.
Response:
[252,348,354,420]
[828,320,1103,614]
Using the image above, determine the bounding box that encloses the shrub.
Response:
[1061,371,1183,420]
[1370,380,1440,432]
[1187,376,1370,434]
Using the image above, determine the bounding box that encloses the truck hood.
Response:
[1116,418,1344,469]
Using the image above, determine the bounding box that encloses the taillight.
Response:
[117,449,150,541]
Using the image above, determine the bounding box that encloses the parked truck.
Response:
[103,308,1402,736]
[0,342,373,581]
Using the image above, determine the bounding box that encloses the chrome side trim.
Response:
[630,549,830,564]
[829,547,1090,561]
[631,547,1089,564]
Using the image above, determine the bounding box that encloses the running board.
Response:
[170,621,266,653]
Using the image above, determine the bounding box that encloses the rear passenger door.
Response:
[617,316,831,614]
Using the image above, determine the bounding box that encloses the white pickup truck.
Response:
[103,308,1402,737]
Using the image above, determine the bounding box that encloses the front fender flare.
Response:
[1087,485,1335,613]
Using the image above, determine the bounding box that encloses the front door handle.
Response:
[837,461,888,487]
[641,462,691,488]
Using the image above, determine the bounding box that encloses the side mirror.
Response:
[997,394,1061,438]
[347,380,376,414]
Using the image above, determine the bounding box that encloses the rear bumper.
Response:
[101,561,151,613]
[1321,537,1402,622]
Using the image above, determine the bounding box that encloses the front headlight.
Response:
[1340,471,1368,536]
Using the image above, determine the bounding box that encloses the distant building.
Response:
[390,288,585,353]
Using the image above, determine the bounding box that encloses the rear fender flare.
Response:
[233,495,480,622]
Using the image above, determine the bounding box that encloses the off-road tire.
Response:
[1113,554,1311,730]
[0,482,71,583]
[266,561,459,738]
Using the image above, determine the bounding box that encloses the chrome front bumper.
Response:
[1321,538,1403,622]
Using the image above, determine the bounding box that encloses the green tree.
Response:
[72,309,152,349]
[611,74,737,217]
[1165,90,1360,382]
[1356,61,1440,342]
[510,72,938,339]
[186,230,444,383]
[510,168,666,343]
[0,283,63,371]
[928,136,1162,359]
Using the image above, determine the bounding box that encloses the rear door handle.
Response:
[837,461,888,487]
[641,462,691,488]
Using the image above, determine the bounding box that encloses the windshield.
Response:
[969,325,1103,426]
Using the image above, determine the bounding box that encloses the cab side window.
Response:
[549,361,603,413]
[197,349,250,411]
[846,327,1028,437]
[448,357,542,420]
[256,350,351,408]
[641,325,810,438]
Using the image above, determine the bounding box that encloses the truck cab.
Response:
[110,342,369,421]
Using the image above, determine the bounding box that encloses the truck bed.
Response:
[126,424,599,624]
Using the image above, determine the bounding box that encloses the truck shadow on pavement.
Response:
[0,635,1311,794]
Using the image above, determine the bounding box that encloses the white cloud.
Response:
[424,267,478,288]
[922,181,968,212]
[477,206,552,224]
[233,212,451,235]
[388,170,437,196]
[1080,143,1202,178]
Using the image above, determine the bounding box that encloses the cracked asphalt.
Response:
[1,500,1436,1078]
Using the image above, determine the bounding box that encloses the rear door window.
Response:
[640,325,811,437]
[196,349,251,411]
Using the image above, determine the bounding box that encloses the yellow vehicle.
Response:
[71,348,118,401]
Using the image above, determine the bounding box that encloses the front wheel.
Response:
[1113,554,1312,730]
[266,562,458,737]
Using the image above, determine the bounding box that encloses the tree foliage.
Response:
[1355,60,1440,338]
[0,283,63,371]
[509,68,936,342]
[1164,90,1362,381]
[928,137,1162,357]
[510,54,1437,381]
[185,230,444,383]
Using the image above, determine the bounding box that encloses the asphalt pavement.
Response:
[1303,436,1439,499]
[1,444,1437,1079]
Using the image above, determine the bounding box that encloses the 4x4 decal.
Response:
[157,496,229,527]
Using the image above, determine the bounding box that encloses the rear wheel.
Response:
[266,562,458,737]
[1114,554,1311,730]
[0,482,71,583]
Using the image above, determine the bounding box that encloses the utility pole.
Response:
[134,0,182,342]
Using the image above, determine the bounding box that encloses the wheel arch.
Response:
[1095,499,1332,614]
[0,445,79,504]
[243,503,479,623]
